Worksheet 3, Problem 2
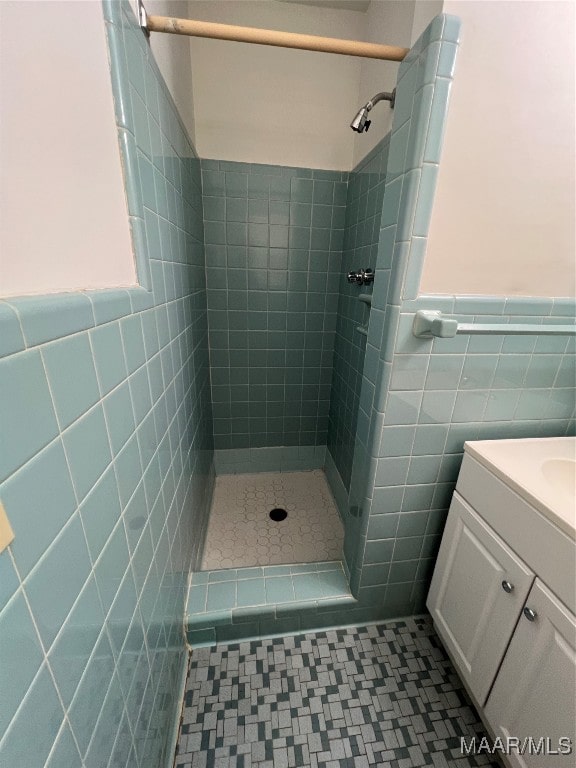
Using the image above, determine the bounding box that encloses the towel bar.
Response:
[412,310,576,339]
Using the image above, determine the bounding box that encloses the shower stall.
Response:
[107,2,466,645]
[125,4,464,635]
[200,157,355,572]
[195,92,398,573]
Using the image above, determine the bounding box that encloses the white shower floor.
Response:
[201,470,344,570]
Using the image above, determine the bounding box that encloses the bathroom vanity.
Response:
[427,437,576,767]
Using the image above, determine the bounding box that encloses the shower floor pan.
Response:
[201,470,344,570]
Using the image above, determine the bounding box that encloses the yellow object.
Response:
[0,501,15,553]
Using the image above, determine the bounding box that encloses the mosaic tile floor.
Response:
[174,617,499,768]
[201,471,344,570]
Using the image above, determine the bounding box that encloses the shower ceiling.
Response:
[278,0,371,12]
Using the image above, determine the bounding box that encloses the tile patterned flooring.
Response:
[174,617,499,768]
[201,471,344,570]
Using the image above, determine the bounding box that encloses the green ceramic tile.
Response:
[290,573,319,601]
[187,584,208,614]
[236,578,266,607]
[367,514,399,540]
[407,455,442,484]
[0,663,65,768]
[67,631,115,755]
[412,425,448,456]
[25,515,92,649]
[0,351,59,483]
[187,628,217,646]
[383,392,423,425]
[90,324,128,396]
[525,355,562,388]
[484,390,522,421]
[265,576,294,603]
[290,178,313,202]
[459,355,498,390]
[359,562,390,588]
[47,576,104,707]
[545,389,575,420]
[0,302,25,358]
[371,486,404,515]
[425,355,465,390]
[378,426,415,457]
[392,536,423,561]
[206,582,237,611]
[390,354,429,390]
[225,172,248,197]
[44,723,83,768]
[397,510,429,537]
[208,569,238,583]
[452,391,489,423]
[515,389,552,420]
[0,591,46,730]
[364,539,395,565]
[8,294,94,347]
[388,560,419,583]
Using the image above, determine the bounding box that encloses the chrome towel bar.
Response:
[412,310,576,339]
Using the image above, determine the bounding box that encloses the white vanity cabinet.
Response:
[427,438,576,768]
[427,494,535,705]
[485,578,576,768]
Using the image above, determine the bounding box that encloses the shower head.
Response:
[350,106,371,133]
[350,89,396,133]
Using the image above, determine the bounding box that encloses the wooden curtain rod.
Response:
[144,15,409,62]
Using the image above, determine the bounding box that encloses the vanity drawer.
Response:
[457,454,576,613]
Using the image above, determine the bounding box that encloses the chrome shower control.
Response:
[501,580,514,593]
[347,268,374,285]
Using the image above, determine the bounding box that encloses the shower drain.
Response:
[269,508,288,522]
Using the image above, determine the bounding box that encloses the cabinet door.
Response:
[426,493,534,705]
[485,579,576,768]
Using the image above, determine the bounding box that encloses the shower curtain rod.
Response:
[139,6,409,62]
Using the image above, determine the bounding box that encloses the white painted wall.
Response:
[421,0,576,297]
[187,0,366,169]
[0,1,135,298]
[348,0,442,167]
[352,1,412,167]
[143,0,197,143]
[187,0,438,170]
[411,0,443,44]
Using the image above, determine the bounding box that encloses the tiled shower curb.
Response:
[185,561,420,646]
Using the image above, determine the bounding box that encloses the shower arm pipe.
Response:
[142,14,409,62]
[364,91,396,111]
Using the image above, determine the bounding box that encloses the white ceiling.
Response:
[277,0,371,13]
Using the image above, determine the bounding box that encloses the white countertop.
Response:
[464,437,576,540]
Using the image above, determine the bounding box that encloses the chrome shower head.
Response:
[350,106,371,133]
[350,89,396,133]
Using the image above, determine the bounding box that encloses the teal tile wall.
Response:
[201,160,348,450]
[355,295,575,613]
[213,444,327,474]
[0,2,213,767]
[342,15,576,616]
[327,135,390,491]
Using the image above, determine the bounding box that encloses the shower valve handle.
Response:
[347,269,374,286]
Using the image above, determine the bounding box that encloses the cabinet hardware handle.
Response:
[523,607,537,622]
[501,580,514,593]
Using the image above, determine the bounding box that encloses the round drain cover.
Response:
[269,508,288,522]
